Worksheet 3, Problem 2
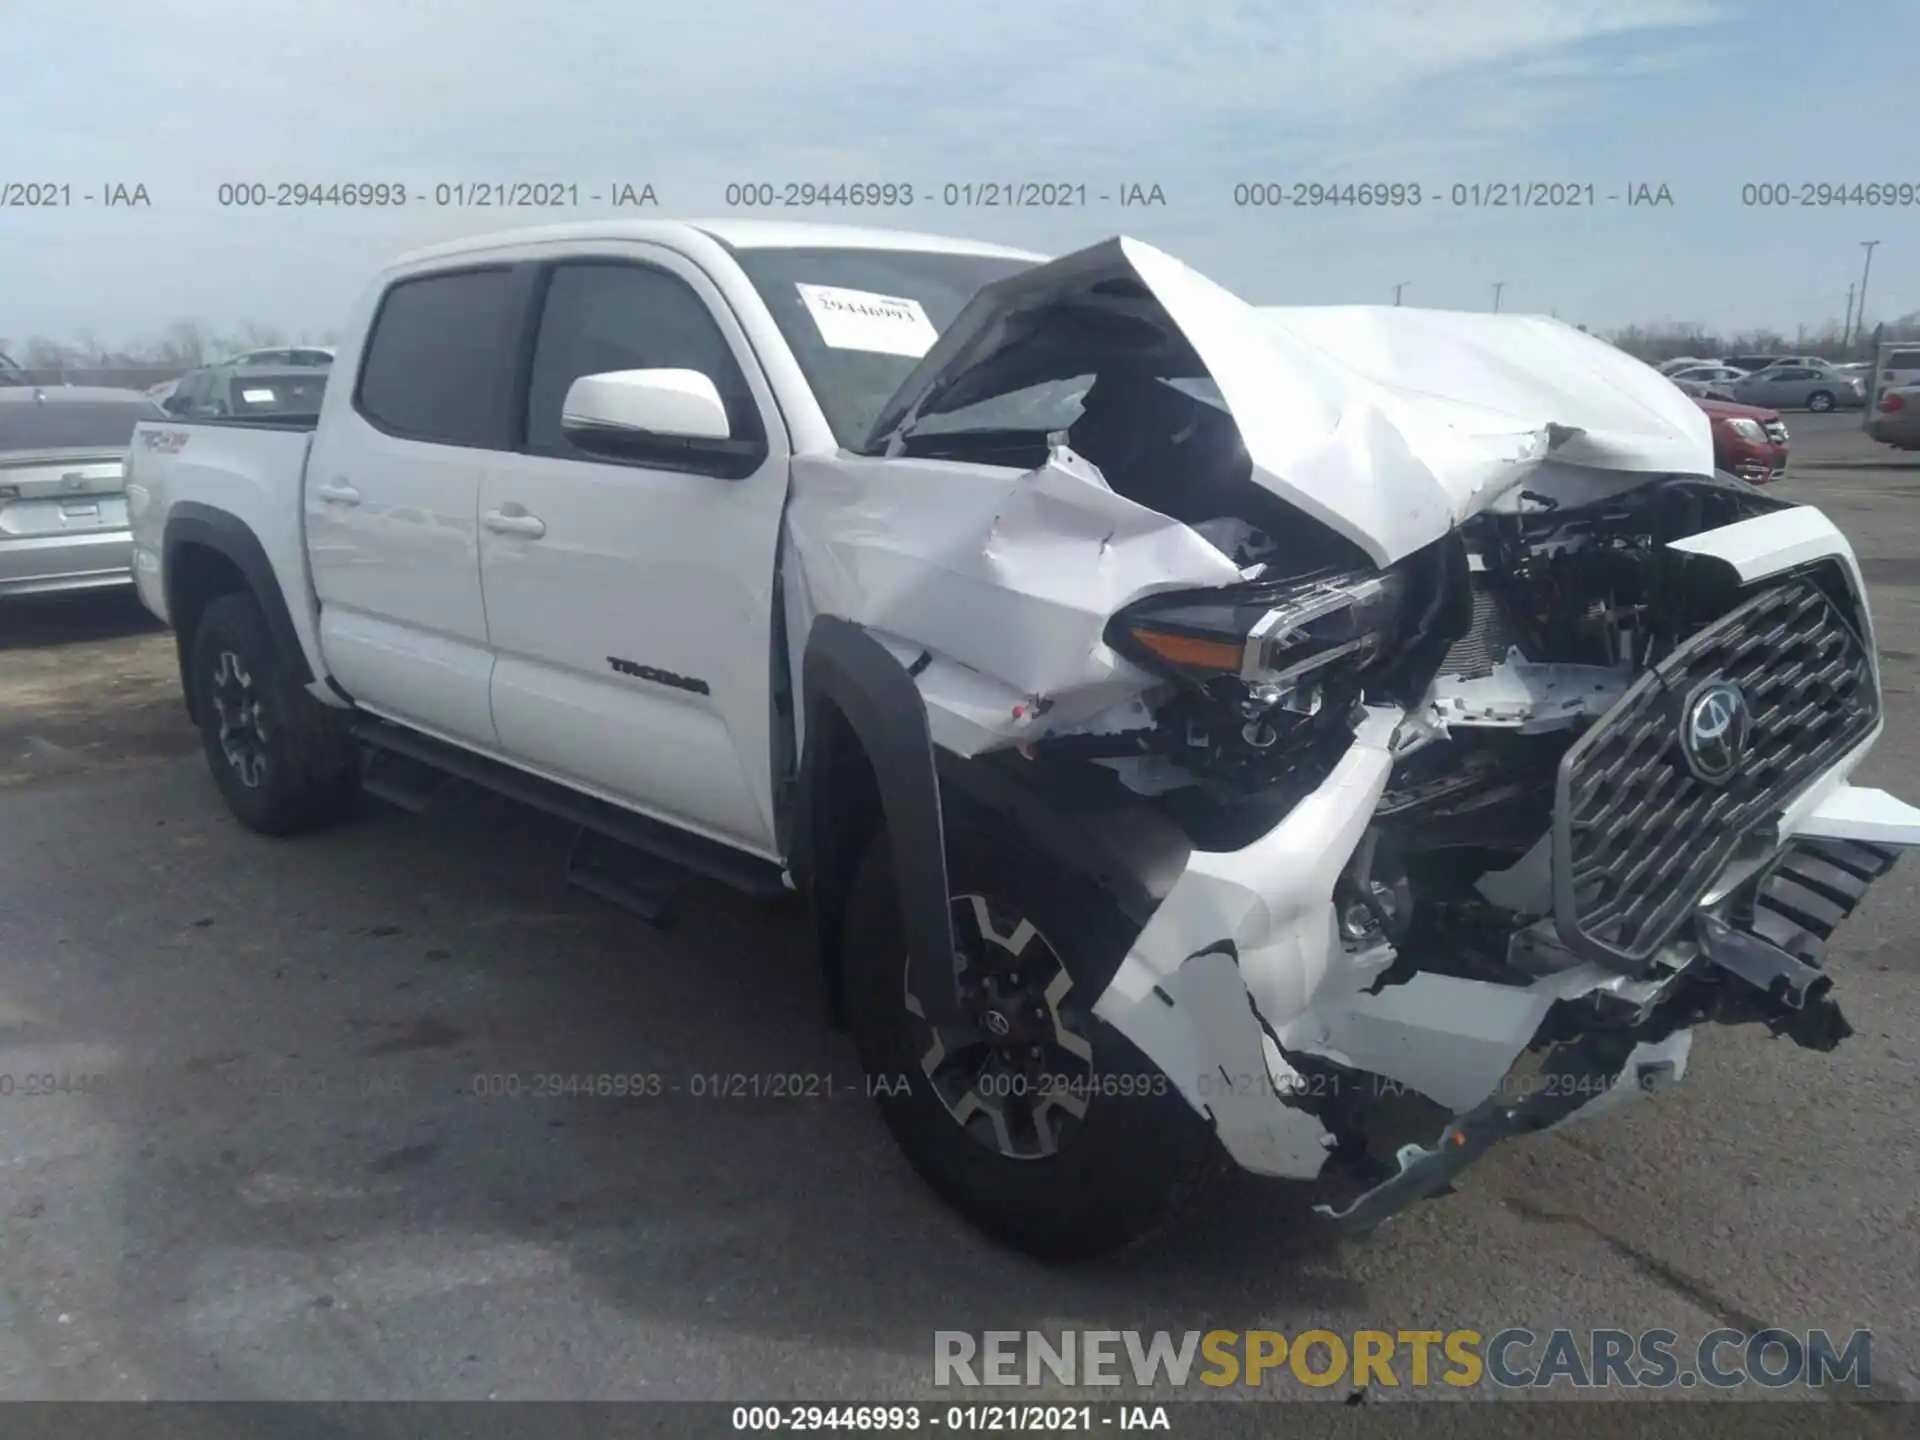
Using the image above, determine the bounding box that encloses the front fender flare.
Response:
[794,617,964,1029]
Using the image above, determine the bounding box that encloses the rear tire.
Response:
[1808,390,1835,413]
[842,813,1223,1260]
[188,591,358,835]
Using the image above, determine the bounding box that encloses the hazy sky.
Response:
[5,0,1915,347]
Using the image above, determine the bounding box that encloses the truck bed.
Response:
[126,417,320,661]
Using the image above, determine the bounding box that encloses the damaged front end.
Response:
[787,234,1920,1234]
[1080,487,1920,1232]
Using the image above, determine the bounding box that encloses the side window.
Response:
[523,262,764,464]
[355,268,516,447]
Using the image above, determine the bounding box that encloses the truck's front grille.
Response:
[1552,577,1879,970]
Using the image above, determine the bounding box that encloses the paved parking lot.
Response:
[0,412,1916,1410]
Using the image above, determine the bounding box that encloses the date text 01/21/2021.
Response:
[1230,181,1675,208]
[463,1071,935,1101]
[731,1404,1171,1432]
[211,182,661,208]
[721,182,1169,208]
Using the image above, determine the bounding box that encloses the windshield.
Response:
[732,246,1036,447]
[227,371,329,416]
[910,374,1228,438]
[0,393,160,453]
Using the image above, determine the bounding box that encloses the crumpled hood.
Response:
[866,237,1713,566]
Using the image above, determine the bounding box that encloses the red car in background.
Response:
[1695,396,1788,483]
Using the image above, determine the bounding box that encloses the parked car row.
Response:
[0,352,332,597]
[1658,355,1866,412]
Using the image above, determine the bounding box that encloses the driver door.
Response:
[477,247,792,857]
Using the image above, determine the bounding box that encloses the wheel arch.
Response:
[163,503,311,724]
[792,617,1194,1030]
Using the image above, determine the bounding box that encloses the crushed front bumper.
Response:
[1090,504,1920,1230]
[1318,835,1902,1233]
[1093,745,1918,1231]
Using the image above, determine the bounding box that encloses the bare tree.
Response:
[156,320,210,368]
[238,321,285,351]
[22,336,68,368]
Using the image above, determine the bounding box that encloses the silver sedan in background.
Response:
[1730,362,1867,412]
[0,385,164,597]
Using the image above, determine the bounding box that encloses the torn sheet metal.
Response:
[1253,304,1714,484]
[783,445,1241,735]
[1090,706,1404,1178]
[1289,961,1685,1116]
[864,235,1714,569]
[1428,658,1632,733]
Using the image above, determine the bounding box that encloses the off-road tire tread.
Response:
[189,591,357,835]
[842,806,1223,1261]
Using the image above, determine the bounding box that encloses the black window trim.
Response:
[351,262,524,451]
[508,254,775,482]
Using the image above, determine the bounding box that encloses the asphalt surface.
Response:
[0,411,1916,1414]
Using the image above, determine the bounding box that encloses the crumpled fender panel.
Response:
[1089,707,1403,1178]
[783,447,1243,753]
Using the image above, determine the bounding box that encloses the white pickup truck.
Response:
[128,218,1920,1260]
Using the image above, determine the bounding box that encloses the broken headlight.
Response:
[1108,568,1411,694]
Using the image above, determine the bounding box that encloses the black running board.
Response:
[350,718,789,901]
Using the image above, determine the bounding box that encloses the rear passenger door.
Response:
[305,265,521,748]
[476,249,791,857]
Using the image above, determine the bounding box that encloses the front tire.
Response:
[1808,390,1835,413]
[188,591,358,835]
[842,814,1222,1260]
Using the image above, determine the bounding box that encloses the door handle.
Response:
[316,479,361,505]
[484,506,546,539]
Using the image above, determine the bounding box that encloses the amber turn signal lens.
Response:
[1128,626,1244,673]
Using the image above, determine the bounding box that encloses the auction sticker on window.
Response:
[795,283,939,357]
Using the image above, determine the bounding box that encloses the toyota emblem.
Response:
[1679,680,1750,785]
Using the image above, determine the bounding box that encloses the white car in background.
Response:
[149,347,334,407]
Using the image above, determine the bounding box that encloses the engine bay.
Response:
[1025,422,1798,991]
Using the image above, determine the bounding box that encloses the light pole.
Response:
[1844,282,1856,350]
[1856,241,1879,351]
[1392,282,1409,306]
[1492,281,1506,313]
